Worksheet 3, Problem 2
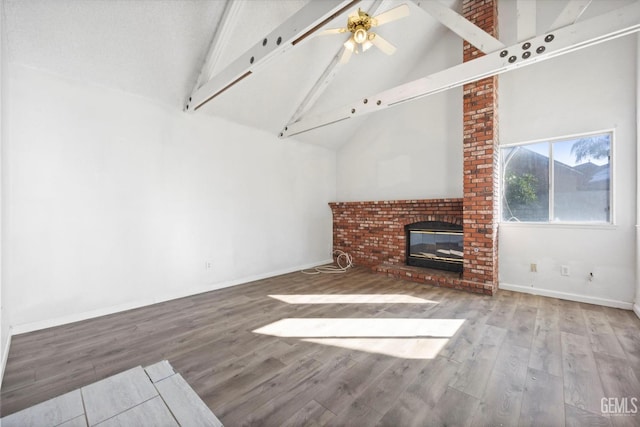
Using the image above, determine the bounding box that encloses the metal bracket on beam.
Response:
[280,1,640,138]
[185,0,360,112]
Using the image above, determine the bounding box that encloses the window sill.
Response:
[499,221,616,230]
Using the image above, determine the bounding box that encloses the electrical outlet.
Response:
[205,261,213,270]
[561,265,570,276]
[530,263,537,273]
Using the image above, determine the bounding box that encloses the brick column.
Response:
[462,0,499,294]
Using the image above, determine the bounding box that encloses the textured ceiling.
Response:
[5,0,626,148]
[2,0,461,147]
[196,0,461,147]
[4,0,227,107]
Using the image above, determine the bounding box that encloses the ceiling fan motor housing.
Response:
[347,9,373,44]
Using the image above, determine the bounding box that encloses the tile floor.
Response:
[0,361,223,426]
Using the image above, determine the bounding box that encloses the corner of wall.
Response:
[0,0,9,387]
[635,34,640,319]
[0,327,11,387]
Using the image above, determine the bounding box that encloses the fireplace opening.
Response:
[405,221,463,273]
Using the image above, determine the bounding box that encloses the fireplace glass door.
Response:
[406,222,463,272]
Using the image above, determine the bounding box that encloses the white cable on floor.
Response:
[301,250,353,274]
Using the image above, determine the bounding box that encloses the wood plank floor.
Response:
[2,268,640,426]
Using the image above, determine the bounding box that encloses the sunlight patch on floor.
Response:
[302,337,450,359]
[253,318,464,338]
[252,318,463,359]
[268,294,438,304]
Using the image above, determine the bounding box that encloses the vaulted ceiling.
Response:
[193,0,461,148]
[4,0,638,149]
[2,0,458,149]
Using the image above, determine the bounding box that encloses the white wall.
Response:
[0,0,9,384]
[4,64,336,332]
[336,31,463,202]
[635,33,640,318]
[498,36,637,308]
[335,3,638,309]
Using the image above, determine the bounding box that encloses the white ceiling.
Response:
[196,0,461,148]
[3,0,462,148]
[5,0,630,148]
[4,0,227,107]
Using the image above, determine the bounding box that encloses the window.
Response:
[501,131,612,223]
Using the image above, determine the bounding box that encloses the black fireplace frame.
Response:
[405,221,463,273]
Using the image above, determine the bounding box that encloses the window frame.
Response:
[500,129,615,226]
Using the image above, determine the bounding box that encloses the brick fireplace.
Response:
[329,0,499,296]
[329,199,494,295]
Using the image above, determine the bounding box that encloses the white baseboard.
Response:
[499,282,634,310]
[11,259,333,335]
[1,329,12,387]
[634,303,640,319]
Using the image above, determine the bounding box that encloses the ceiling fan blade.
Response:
[319,27,348,36]
[339,46,353,64]
[372,4,410,26]
[343,35,356,52]
[370,33,397,55]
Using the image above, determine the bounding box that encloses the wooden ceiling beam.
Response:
[548,0,592,32]
[412,0,505,54]
[185,0,361,112]
[280,1,640,138]
[189,0,244,96]
[286,0,385,125]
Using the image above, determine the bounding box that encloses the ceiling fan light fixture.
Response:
[353,27,367,44]
[321,5,409,64]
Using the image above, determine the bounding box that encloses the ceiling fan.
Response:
[319,4,410,64]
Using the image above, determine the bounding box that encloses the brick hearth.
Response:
[329,199,493,295]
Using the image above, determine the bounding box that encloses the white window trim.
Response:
[500,129,615,226]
